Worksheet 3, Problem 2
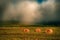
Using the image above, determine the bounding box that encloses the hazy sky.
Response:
[1,0,60,25]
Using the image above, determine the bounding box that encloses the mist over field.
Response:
[0,0,60,25]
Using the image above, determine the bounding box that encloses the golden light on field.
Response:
[0,27,60,40]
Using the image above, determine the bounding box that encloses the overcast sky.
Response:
[0,0,60,25]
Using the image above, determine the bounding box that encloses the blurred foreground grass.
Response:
[0,21,60,40]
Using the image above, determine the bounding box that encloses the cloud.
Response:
[2,0,60,25]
